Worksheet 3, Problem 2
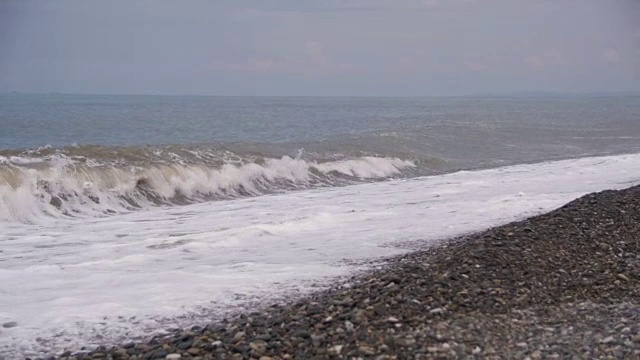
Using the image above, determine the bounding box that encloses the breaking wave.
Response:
[0,150,416,222]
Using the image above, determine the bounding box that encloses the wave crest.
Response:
[0,155,415,222]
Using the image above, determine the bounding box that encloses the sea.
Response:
[1,93,640,358]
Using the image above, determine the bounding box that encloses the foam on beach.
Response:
[1,153,640,358]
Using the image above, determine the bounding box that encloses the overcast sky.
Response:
[1,0,639,96]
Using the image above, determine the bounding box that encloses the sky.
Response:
[1,0,639,96]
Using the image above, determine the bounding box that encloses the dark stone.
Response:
[177,340,193,350]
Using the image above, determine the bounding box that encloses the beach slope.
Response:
[58,185,640,359]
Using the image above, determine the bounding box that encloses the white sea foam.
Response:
[1,153,639,358]
[0,156,415,222]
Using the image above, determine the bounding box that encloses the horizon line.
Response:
[2,90,640,98]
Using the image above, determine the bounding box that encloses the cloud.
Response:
[603,48,620,65]
[422,0,476,10]
[424,0,439,8]
[385,56,421,75]
[228,58,282,73]
[304,41,366,74]
[305,42,329,66]
[463,59,487,71]
[236,0,481,15]
[524,56,544,70]
[524,49,566,70]
[227,41,365,75]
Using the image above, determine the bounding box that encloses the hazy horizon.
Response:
[2,0,639,96]
[3,90,640,98]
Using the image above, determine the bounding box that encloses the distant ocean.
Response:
[1,94,640,358]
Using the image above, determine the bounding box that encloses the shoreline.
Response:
[40,184,640,359]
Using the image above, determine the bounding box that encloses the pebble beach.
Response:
[39,184,640,360]
[4,2,640,359]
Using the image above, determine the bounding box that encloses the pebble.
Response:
[344,320,355,332]
[232,331,245,343]
[602,336,616,344]
[37,186,640,360]
[249,341,267,355]
[616,274,630,282]
[328,345,343,355]
[358,345,376,355]
[186,347,200,356]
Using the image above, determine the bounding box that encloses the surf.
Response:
[2,153,639,358]
[0,152,416,222]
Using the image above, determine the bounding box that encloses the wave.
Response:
[0,151,416,222]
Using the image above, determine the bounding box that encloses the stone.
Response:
[176,340,192,350]
[310,333,324,347]
[165,355,181,360]
[113,348,128,358]
[2,322,17,328]
[186,348,201,356]
[232,331,245,343]
[359,345,376,355]
[398,336,416,347]
[249,341,267,355]
[345,320,355,332]
[616,274,630,282]
[328,345,343,355]
[295,330,310,339]
[255,334,272,341]
[602,336,616,344]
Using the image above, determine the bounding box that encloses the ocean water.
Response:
[1,94,640,358]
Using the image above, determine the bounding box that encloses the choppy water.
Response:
[1,94,640,358]
[1,94,639,221]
